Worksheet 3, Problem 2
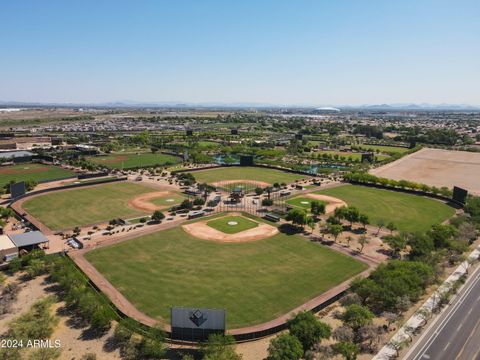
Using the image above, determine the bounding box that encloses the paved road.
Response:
[404,265,480,360]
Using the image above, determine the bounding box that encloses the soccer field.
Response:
[85,222,367,328]
[315,185,455,232]
[22,182,155,230]
[89,152,181,169]
[0,163,75,187]
[192,166,309,185]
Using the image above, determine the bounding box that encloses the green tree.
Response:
[306,217,316,234]
[358,235,369,253]
[376,219,386,235]
[267,333,303,360]
[310,201,326,216]
[255,187,264,195]
[332,342,359,360]
[327,224,343,242]
[359,214,369,230]
[342,304,374,331]
[428,224,457,249]
[287,311,331,351]
[137,325,166,359]
[286,208,308,229]
[151,210,165,222]
[386,222,397,234]
[407,233,435,260]
[383,235,407,258]
[201,334,241,360]
[344,207,360,227]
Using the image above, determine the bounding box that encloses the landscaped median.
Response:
[373,246,480,360]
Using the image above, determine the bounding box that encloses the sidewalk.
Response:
[373,245,480,360]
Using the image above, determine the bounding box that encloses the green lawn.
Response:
[193,166,309,185]
[0,163,76,187]
[286,197,326,211]
[88,152,181,169]
[357,144,410,154]
[316,150,389,162]
[22,182,154,230]
[315,185,455,232]
[85,222,367,328]
[149,193,187,208]
[207,215,259,234]
[216,181,261,192]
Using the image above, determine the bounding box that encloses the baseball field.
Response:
[192,166,308,185]
[0,163,76,187]
[21,182,164,230]
[88,152,181,169]
[315,185,455,232]
[85,214,367,328]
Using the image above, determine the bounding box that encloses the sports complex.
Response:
[9,163,458,340]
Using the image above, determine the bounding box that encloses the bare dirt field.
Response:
[370,148,480,195]
[0,274,121,360]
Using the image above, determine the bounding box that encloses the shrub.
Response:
[267,333,303,360]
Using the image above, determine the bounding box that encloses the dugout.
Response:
[264,213,280,222]
[171,307,225,342]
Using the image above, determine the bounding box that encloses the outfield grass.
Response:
[316,185,455,232]
[207,215,258,234]
[22,182,154,230]
[85,223,367,328]
[192,166,308,185]
[357,144,410,154]
[286,197,325,211]
[149,193,186,208]
[89,152,181,169]
[216,181,260,192]
[0,163,75,187]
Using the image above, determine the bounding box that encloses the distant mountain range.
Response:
[0,100,479,111]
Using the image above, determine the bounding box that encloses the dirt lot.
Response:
[370,148,480,195]
[0,274,121,360]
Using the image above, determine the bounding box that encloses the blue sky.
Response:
[1,0,479,105]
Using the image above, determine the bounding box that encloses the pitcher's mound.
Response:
[182,213,278,243]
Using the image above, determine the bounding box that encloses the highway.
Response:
[404,265,480,360]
